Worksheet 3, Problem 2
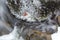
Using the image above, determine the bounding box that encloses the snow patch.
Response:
[51,27,60,40]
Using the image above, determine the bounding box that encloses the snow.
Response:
[0,25,25,40]
[51,27,60,40]
[19,37,24,40]
[33,0,41,8]
[0,26,21,40]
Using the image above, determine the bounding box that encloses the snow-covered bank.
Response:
[51,27,60,40]
[0,26,22,40]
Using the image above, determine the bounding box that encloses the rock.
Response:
[25,30,52,40]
